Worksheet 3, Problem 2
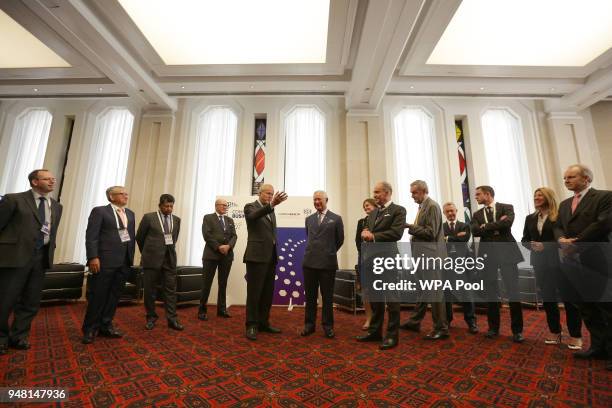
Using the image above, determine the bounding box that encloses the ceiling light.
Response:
[118,0,330,65]
[550,87,556,91]
[321,84,327,89]
[249,85,255,89]
[180,85,185,89]
[409,85,415,89]
[0,10,70,68]
[98,87,103,91]
[427,0,612,66]
[33,88,38,92]
[479,87,485,90]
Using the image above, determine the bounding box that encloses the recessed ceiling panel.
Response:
[117,0,330,65]
[0,10,71,68]
[427,0,612,67]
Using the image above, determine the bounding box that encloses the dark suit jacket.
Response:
[521,212,559,269]
[471,202,523,264]
[303,210,344,270]
[444,220,471,258]
[136,211,180,269]
[243,200,277,264]
[202,213,237,261]
[366,202,406,243]
[85,204,136,269]
[0,190,63,268]
[355,217,367,253]
[554,188,612,243]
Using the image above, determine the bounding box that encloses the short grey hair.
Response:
[410,180,429,194]
[442,202,457,210]
[258,184,274,193]
[313,190,328,199]
[106,186,125,201]
[376,181,393,194]
[567,164,594,183]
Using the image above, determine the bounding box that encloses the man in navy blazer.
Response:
[82,186,136,344]
[301,191,344,338]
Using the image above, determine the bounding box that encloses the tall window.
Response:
[393,107,440,224]
[0,108,52,193]
[284,106,326,195]
[188,107,238,265]
[481,108,532,240]
[74,108,134,262]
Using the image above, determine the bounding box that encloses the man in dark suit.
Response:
[82,186,136,344]
[555,164,612,370]
[401,180,449,340]
[301,191,344,339]
[199,198,237,321]
[442,202,477,333]
[356,181,406,350]
[0,169,63,355]
[243,184,287,340]
[136,194,182,331]
[471,185,524,343]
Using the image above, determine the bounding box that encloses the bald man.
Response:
[199,198,237,321]
[243,184,287,340]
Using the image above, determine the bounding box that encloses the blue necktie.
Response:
[36,197,46,248]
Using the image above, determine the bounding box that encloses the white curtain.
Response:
[0,109,52,194]
[73,108,134,262]
[284,106,326,195]
[188,107,238,265]
[481,109,532,240]
[393,108,440,229]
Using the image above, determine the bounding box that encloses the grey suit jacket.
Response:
[0,190,63,268]
[303,210,344,270]
[408,196,447,258]
[136,211,180,269]
[243,200,278,264]
[202,213,237,261]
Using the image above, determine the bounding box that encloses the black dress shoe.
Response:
[468,324,479,334]
[259,326,281,334]
[400,322,420,332]
[300,327,315,337]
[145,320,155,330]
[574,348,607,360]
[217,311,232,318]
[0,344,8,355]
[324,329,335,339]
[82,331,95,344]
[356,333,383,342]
[198,312,208,321]
[9,339,31,350]
[484,330,499,339]
[168,320,184,331]
[246,326,257,340]
[512,333,525,343]
[379,337,398,350]
[99,328,123,338]
[424,330,449,340]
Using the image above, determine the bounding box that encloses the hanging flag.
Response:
[455,120,472,222]
[252,118,267,195]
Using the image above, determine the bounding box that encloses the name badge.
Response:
[118,228,131,243]
[41,222,51,235]
[164,234,174,245]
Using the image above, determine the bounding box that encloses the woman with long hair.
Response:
[355,198,377,330]
[522,187,582,349]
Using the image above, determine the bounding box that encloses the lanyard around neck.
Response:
[157,211,173,233]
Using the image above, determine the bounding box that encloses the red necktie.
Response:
[571,193,581,214]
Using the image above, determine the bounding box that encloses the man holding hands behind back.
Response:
[243,185,287,340]
[136,194,182,331]
[301,191,344,339]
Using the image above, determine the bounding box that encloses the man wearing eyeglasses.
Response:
[199,198,237,321]
[82,186,135,344]
[0,169,63,355]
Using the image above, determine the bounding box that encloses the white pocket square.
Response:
[383,214,391,217]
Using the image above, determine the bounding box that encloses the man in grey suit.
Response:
[0,169,63,355]
[356,181,406,350]
[199,198,237,321]
[400,180,449,340]
[82,186,136,344]
[243,184,287,340]
[136,194,182,331]
[301,191,344,339]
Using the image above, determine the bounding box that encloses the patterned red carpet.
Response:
[1,303,611,407]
